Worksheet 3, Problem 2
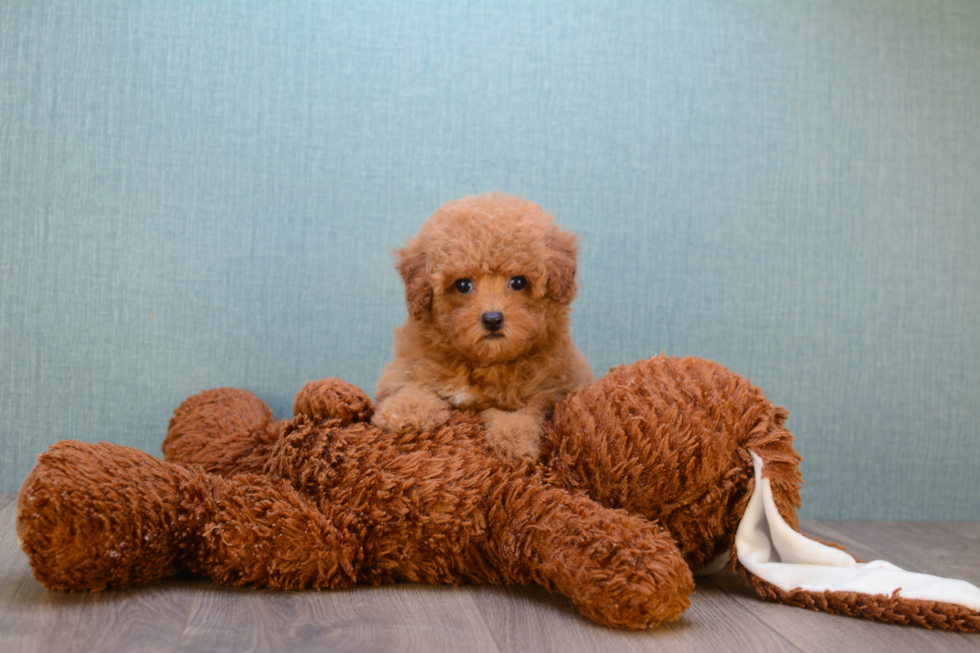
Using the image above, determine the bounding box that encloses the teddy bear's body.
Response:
[17,356,980,631]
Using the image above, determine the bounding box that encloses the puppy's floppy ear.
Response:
[396,237,433,319]
[545,227,578,304]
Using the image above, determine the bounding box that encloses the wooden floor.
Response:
[1,492,977,652]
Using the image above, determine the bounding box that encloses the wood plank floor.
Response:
[1,492,977,652]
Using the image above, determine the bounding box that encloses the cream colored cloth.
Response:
[735,451,980,611]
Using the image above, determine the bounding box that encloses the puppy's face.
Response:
[397,195,579,365]
[431,269,546,364]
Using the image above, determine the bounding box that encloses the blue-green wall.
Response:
[2,1,978,519]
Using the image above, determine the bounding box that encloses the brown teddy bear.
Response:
[16,356,980,631]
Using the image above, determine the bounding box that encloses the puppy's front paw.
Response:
[371,387,452,435]
[481,408,543,462]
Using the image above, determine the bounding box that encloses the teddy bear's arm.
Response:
[487,477,695,629]
[293,378,374,424]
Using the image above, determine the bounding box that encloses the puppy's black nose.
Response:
[482,311,504,331]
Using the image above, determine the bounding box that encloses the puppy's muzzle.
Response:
[482,311,504,337]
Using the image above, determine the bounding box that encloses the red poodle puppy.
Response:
[373,194,593,460]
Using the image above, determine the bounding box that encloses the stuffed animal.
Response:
[16,356,980,631]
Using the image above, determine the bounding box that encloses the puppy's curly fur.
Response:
[373,194,593,460]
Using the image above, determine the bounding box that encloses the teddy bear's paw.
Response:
[164,388,281,476]
[17,441,199,591]
[481,408,542,462]
[293,378,373,425]
[565,530,694,628]
[370,387,452,435]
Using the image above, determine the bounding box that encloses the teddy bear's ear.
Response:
[396,237,433,319]
[545,227,578,304]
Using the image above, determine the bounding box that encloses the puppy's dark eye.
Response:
[454,278,473,294]
[509,276,527,291]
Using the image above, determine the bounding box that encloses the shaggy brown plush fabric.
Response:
[744,569,980,631]
[543,356,802,573]
[16,356,980,631]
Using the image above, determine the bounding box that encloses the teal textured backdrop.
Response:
[2,1,978,519]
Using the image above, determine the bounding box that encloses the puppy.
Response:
[372,194,593,461]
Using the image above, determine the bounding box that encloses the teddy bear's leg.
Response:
[188,465,365,590]
[491,478,695,630]
[18,440,203,591]
[164,381,374,477]
[18,441,365,592]
[163,388,283,476]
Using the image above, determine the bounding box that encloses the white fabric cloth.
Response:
[735,451,980,611]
